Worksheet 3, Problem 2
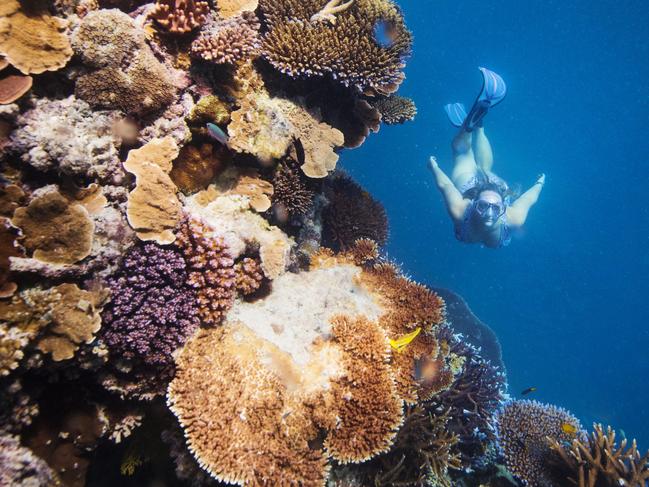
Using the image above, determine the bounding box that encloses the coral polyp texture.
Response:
[150,0,210,33]
[370,94,417,124]
[191,12,261,64]
[259,0,412,94]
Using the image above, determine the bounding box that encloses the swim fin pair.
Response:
[444,67,507,131]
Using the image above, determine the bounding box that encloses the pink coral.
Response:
[191,13,261,64]
[150,0,210,34]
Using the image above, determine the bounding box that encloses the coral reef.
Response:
[0,1,73,75]
[72,9,177,115]
[323,174,389,251]
[123,137,182,245]
[0,62,32,104]
[216,0,259,18]
[271,159,315,217]
[150,0,210,34]
[370,94,417,124]
[0,433,59,486]
[233,257,263,295]
[10,96,125,183]
[259,0,413,94]
[100,241,200,367]
[170,143,228,194]
[495,400,584,487]
[191,12,261,64]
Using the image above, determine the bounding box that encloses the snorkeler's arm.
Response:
[428,156,469,220]
[506,174,545,227]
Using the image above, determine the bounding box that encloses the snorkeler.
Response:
[428,67,545,248]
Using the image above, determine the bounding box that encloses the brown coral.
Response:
[191,12,261,65]
[170,143,228,194]
[123,137,182,245]
[150,0,210,34]
[176,217,236,326]
[271,160,315,217]
[216,0,259,18]
[0,0,73,75]
[548,424,649,487]
[234,257,263,295]
[0,73,32,105]
[370,94,417,124]
[0,217,22,298]
[11,187,94,265]
[259,0,412,94]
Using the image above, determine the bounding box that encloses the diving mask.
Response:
[475,199,505,219]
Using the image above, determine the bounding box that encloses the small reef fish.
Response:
[206,122,229,145]
[521,386,537,396]
[389,327,421,352]
[373,19,397,48]
[560,422,578,436]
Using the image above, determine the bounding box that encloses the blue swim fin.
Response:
[463,67,507,131]
[444,103,467,127]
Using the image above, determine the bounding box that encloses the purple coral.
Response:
[100,242,200,367]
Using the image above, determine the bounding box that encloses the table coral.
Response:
[259,0,412,94]
[72,9,177,115]
[100,241,200,367]
[191,12,261,64]
[370,94,417,124]
[10,96,125,183]
[123,137,182,245]
[12,187,94,265]
[150,0,210,34]
[0,0,73,75]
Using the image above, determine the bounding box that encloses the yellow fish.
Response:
[389,327,421,352]
[560,422,578,436]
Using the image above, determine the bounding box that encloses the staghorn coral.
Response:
[216,0,259,18]
[191,13,261,65]
[370,94,417,124]
[548,423,649,487]
[495,400,585,487]
[322,174,388,251]
[170,143,228,194]
[0,433,60,486]
[123,137,182,245]
[10,96,125,183]
[12,187,94,265]
[150,0,210,34]
[72,9,177,115]
[260,0,412,94]
[0,0,73,75]
[234,257,264,295]
[100,241,200,367]
[272,159,315,217]
[176,217,236,326]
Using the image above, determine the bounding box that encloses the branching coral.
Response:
[10,96,125,183]
[191,12,261,64]
[495,400,585,487]
[175,217,236,326]
[322,174,388,251]
[72,9,177,115]
[150,0,210,34]
[12,187,94,265]
[272,159,315,217]
[259,0,412,94]
[548,424,649,487]
[234,257,263,295]
[370,94,417,124]
[123,137,182,245]
[0,0,73,75]
[100,241,200,367]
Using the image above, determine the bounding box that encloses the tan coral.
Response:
[170,143,228,194]
[150,0,210,34]
[11,187,94,265]
[0,73,32,105]
[216,0,259,18]
[0,1,73,75]
[123,137,182,245]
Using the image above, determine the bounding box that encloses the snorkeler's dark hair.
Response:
[463,182,505,201]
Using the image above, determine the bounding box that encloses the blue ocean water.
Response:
[343,0,649,445]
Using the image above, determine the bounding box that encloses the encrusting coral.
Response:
[72,9,177,115]
[0,0,73,75]
[191,12,261,64]
[370,94,417,124]
[495,399,585,487]
[215,0,259,18]
[10,96,126,183]
[100,241,200,367]
[150,0,210,34]
[123,137,182,245]
[169,143,227,194]
[259,0,413,94]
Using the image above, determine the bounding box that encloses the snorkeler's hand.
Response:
[428,156,439,172]
[536,173,546,186]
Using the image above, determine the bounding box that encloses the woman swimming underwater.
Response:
[429,67,545,248]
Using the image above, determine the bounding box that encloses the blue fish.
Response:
[373,19,396,48]
[206,123,229,145]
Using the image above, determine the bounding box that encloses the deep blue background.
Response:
[341,0,649,445]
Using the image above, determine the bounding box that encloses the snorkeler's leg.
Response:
[474,127,494,172]
[451,128,478,186]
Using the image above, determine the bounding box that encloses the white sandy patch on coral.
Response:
[226,264,383,366]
